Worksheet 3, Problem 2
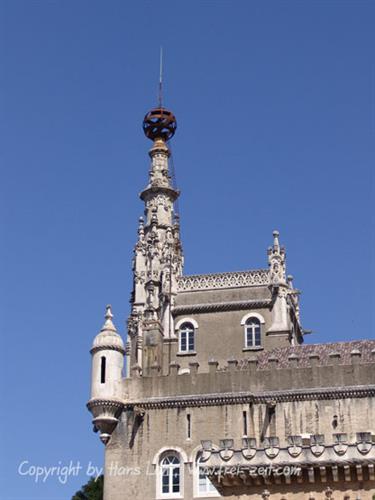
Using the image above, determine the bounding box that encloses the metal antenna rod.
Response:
[158,46,163,107]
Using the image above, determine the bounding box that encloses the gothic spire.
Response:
[127,103,184,375]
[268,229,286,286]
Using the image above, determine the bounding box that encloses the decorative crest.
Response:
[143,107,177,141]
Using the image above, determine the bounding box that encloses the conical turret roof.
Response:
[91,305,125,354]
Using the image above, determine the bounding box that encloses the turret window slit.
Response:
[100,356,106,384]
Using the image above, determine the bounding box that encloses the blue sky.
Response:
[1,1,374,498]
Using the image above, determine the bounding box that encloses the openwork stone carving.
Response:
[145,193,171,211]
[134,271,145,284]
[178,269,270,292]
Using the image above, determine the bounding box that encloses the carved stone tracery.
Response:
[177,269,270,292]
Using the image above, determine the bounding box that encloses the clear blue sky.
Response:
[1,1,374,498]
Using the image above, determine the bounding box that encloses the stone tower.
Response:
[126,107,183,378]
[87,103,375,500]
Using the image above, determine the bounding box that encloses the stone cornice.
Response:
[177,269,270,292]
[90,344,126,355]
[172,299,271,315]
[121,385,375,410]
[87,398,125,412]
[139,185,179,202]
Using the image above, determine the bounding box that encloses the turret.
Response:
[87,305,125,444]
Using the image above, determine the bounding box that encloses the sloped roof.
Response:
[254,340,375,369]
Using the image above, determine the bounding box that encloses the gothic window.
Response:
[160,454,181,496]
[179,322,195,353]
[196,454,218,497]
[245,317,261,348]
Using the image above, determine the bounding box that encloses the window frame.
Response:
[157,450,184,499]
[179,322,195,353]
[240,312,265,351]
[244,317,262,348]
[194,453,219,498]
[175,318,198,355]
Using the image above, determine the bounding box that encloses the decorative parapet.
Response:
[123,341,375,410]
[177,269,270,292]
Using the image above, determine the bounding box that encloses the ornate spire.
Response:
[273,230,280,252]
[127,104,184,375]
[101,304,117,333]
[268,229,286,286]
[267,230,289,336]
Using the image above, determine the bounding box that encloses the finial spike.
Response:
[273,230,280,250]
[105,304,113,319]
[158,46,163,108]
[101,304,117,332]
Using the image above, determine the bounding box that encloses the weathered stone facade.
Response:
[87,106,375,499]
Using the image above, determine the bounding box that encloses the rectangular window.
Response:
[255,330,261,346]
[172,468,180,492]
[198,467,217,494]
[180,333,187,351]
[246,330,253,347]
[188,332,194,351]
[187,413,191,439]
[243,410,248,436]
[100,356,106,384]
[198,470,206,490]
[162,470,169,493]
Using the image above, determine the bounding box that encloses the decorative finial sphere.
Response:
[142,107,177,141]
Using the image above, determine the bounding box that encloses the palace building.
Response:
[87,104,375,499]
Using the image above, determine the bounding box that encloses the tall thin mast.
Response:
[158,46,163,108]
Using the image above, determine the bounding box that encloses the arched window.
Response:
[196,454,218,497]
[160,454,181,495]
[179,322,195,353]
[245,317,261,348]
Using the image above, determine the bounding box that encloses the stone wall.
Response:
[100,344,375,499]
